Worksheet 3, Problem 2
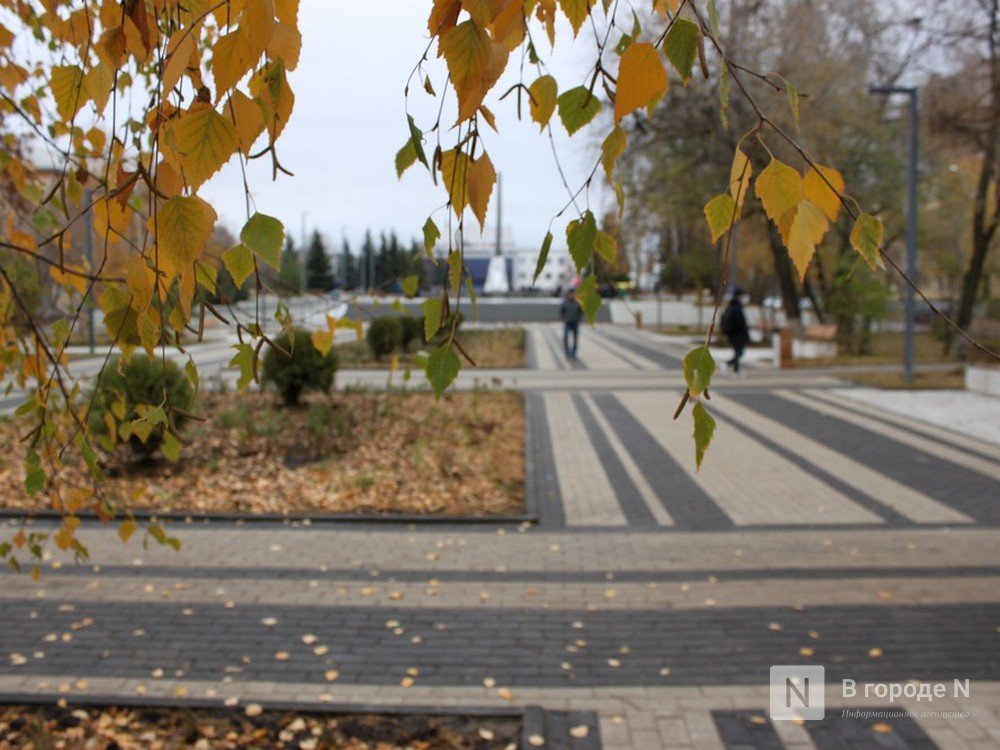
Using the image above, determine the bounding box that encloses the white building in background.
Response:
[445,224,577,295]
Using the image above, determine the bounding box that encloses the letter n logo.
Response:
[770,665,825,720]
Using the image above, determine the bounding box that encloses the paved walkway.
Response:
[1,324,999,748]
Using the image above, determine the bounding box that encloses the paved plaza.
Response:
[1,324,998,748]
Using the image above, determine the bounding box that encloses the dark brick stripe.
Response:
[528,391,566,527]
[713,410,912,526]
[571,395,658,527]
[595,329,684,369]
[806,708,941,749]
[1,602,996,688]
[587,329,643,370]
[711,710,785,749]
[814,390,1000,468]
[730,392,1000,524]
[592,394,734,530]
[10,564,998,583]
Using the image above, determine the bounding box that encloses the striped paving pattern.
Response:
[2,322,997,749]
[530,379,998,531]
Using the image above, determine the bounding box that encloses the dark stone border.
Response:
[0,507,537,525]
[0,693,600,750]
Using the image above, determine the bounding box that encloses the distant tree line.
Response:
[275,230,428,294]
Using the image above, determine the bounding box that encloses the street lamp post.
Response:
[870,85,919,384]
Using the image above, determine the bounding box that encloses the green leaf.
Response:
[692,402,716,470]
[195,260,217,294]
[575,275,601,324]
[533,231,553,284]
[663,18,700,83]
[223,244,255,287]
[401,275,419,297]
[595,231,617,264]
[185,357,200,392]
[161,431,181,461]
[850,213,884,270]
[240,212,284,268]
[24,467,45,496]
[719,65,731,127]
[422,298,443,340]
[395,139,417,178]
[601,126,627,182]
[566,210,597,271]
[229,342,256,391]
[407,114,428,168]
[557,86,602,135]
[683,345,715,397]
[422,217,440,255]
[707,0,721,38]
[786,79,799,128]
[425,345,461,398]
[703,193,736,243]
[447,251,462,294]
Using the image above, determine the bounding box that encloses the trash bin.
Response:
[775,328,794,368]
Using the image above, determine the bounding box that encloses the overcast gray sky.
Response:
[200,1,602,253]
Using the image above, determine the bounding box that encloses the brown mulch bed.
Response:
[0,704,521,749]
[0,390,525,517]
[337,328,525,370]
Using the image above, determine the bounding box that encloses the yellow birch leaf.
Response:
[440,20,508,122]
[274,0,299,25]
[786,200,829,280]
[84,61,114,113]
[729,148,752,210]
[850,213,884,270]
[266,21,301,70]
[614,42,668,123]
[803,165,845,222]
[704,193,736,243]
[156,196,217,280]
[165,105,239,190]
[92,197,131,241]
[213,28,254,100]
[162,29,195,94]
[243,0,276,63]
[439,148,471,215]
[429,0,462,35]
[125,255,156,312]
[755,158,802,225]
[226,90,265,155]
[155,159,184,198]
[311,328,333,357]
[467,152,496,228]
[49,265,89,295]
[490,0,526,50]
[462,0,504,27]
[559,0,595,36]
[528,75,557,130]
[51,65,85,121]
[249,61,294,140]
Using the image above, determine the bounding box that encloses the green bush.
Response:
[400,315,424,350]
[261,329,338,406]
[366,315,402,359]
[89,354,195,458]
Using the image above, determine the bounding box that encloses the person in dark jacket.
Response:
[720,287,750,374]
[559,288,584,360]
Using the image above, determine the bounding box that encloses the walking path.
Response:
[1,323,998,748]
